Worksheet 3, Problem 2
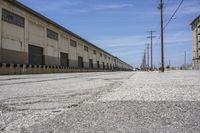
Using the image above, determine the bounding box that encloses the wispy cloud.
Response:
[165,0,200,16]
[94,31,191,49]
[165,31,192,45]
[25,0,81,12]
[94,35,146,48]
[28,1,134,14]
[95,4,133,10]
[180,1,200,15]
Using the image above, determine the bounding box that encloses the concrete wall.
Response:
[0,0,1,56]
[0,0,133,71]
[191,17,200,70]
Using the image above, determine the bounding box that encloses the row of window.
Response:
[1,8,115,62]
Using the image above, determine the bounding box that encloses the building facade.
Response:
[0,0,133,71]
[191,15,200,70]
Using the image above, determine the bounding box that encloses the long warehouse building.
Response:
[0,0,133,71]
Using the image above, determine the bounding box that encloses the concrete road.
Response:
[0,71,200,133]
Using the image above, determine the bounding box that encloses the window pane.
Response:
[47,29,58,40]
[2,9,25,28]
[70,39,77,47]
[84,46,88,51]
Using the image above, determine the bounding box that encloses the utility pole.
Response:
[144,50,146,69]
[159,0,165,72]
[141,49,146,70]
[146,43,150,71]
[184,51,186,67]
[147,31,156,71]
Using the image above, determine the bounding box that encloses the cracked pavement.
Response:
[0,71,200,133]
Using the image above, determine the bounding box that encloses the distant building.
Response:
[0,0,133,71]
[191,15,200,70]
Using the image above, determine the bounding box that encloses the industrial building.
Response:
[0,0,133,72]
[191,15,200,70]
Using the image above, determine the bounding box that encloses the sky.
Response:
[19,0,200,67]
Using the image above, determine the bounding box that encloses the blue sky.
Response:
[19,0,200,67]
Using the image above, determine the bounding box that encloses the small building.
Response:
[191,15,200,70]
[0,0,133,71]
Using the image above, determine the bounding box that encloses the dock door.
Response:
[60,52,69,67]
[28,45,44,65]
[89,59,93,69]
[78,56,84,68]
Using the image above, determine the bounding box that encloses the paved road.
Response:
[0,71,200,132]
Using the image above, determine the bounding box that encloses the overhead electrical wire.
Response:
[155,0,185,45]
[163,0,185,30]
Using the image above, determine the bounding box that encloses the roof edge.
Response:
[190,15,200,25]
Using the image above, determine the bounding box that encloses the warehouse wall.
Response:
[0,1,1,56]
[0,0,133,71]
[1,2,27,64]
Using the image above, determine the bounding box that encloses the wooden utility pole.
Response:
[147,31,156,71]
[184,51,186,67]
[146,43,150,71]
[160,0,165,72]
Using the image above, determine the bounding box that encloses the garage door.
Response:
[60,52,69,67]
[28,45,44,65]
[78,56,84,68]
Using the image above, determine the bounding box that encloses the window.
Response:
[84,46,88,52]
[47,29,58,40]
[70,39,77,47]
[100,53,102,57]
[2,9,25,27]
[104,55,107,59]
[93,50,96,55]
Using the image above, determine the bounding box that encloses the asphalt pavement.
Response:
[0,71,200,133]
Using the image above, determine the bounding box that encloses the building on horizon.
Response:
[191,15,200,70]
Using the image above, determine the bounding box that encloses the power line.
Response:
[163,0,184,30]
[156,0,185,45]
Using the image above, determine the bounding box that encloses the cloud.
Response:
[165,0,200,16]
[94,31,191,50]
[91,30,191,67]
[165,31,192,45]
[95,4,134,10]
[25,1,134,14]
[94,35,147,48]
[23,0,81,12]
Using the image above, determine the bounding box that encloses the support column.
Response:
[0,1,2,62]
[24,15,29,64]
[44,25,47,65]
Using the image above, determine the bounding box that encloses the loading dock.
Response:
[60,52,69,67]
[107,63,109,70]
[89,59,93,69]
[103,62,105,69]
[28,45,44,65]
[78,56,84,68]
[97,61,100,69]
